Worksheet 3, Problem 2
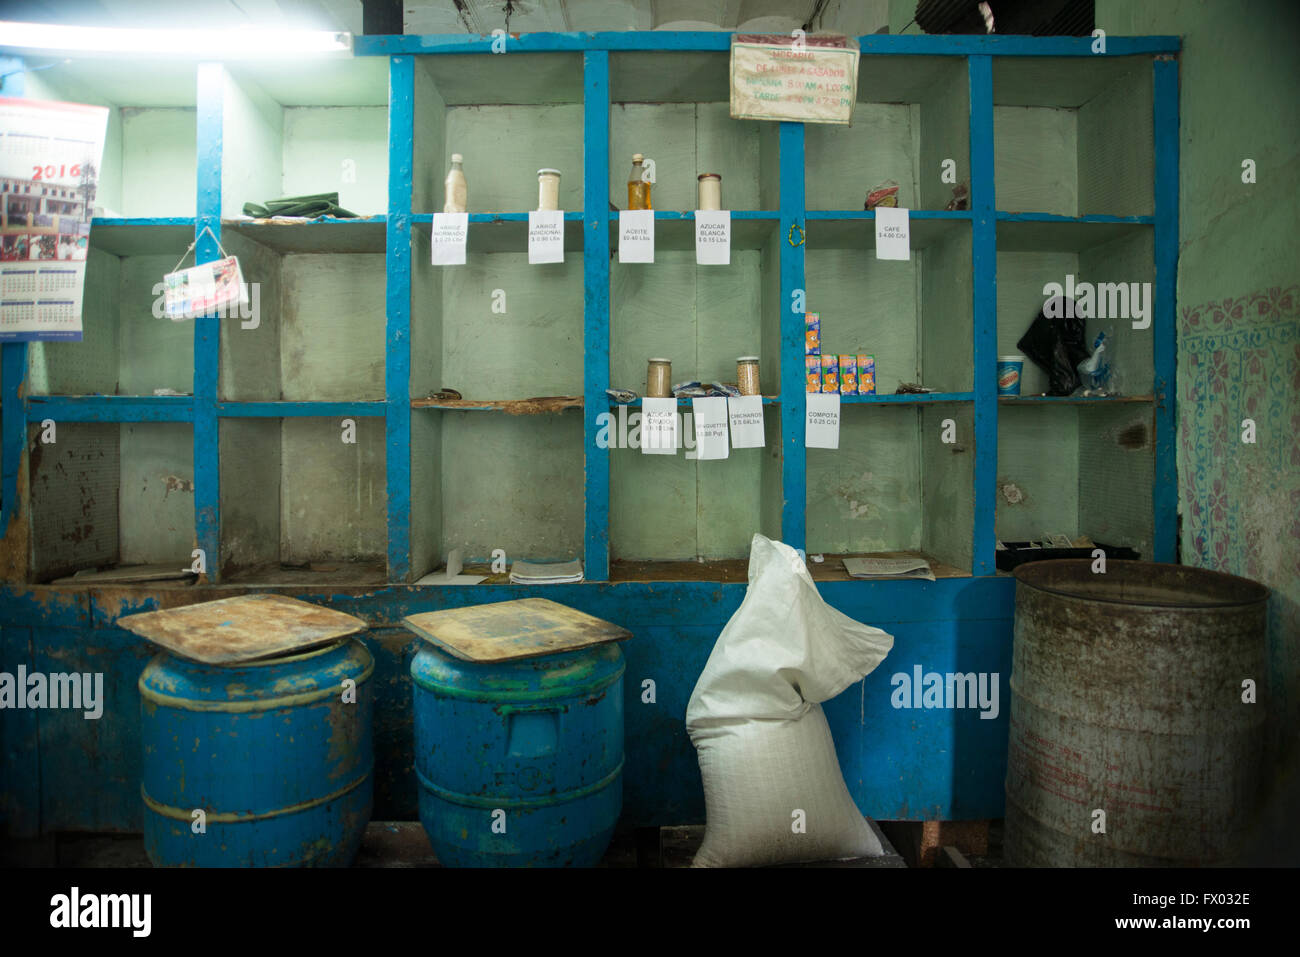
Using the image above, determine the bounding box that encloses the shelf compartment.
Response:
[609,407,782,562]
[222,217,386,254]
[806,55,970,212]
[26,225,195,397]
[410,229,584,402]
[995,214,1151,252]
[996,402,1154,560]
[997,224,1154,397]
[219,229,385,402]
[219,60,390,219]
[611,220,782,398]
[413,396,581,413]
[410,407,585,581]
[804,219,972,395]
[610,95,779,211]
[219,416,387,581]
[18,56,197,218]
[414,54,585,215]
[994,55,1154,217]
[806,403,974,574]
[27,421,194,583]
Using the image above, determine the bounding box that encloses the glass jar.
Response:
[646,358,672,398]
[737,356,760,396]
[537,168,561,211]
[697,173,722,211]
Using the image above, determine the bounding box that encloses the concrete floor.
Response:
[6,819,911,868]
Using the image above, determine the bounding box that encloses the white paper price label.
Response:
[695,210,731,266]
[528,210,565,264]
[689,397,730,460]
[640,397,677,455]
[805,393,841,449]
[619,210,655,264]
[875,206,910,261]
[727,395,765,449]
[431,212,468,265]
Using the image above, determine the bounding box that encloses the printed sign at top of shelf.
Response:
[730,34,859,126]
[0,98,108,342]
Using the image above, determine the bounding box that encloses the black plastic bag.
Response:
[1016,297,1090,396]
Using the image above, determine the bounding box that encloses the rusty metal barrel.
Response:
[1005,560,1268,867]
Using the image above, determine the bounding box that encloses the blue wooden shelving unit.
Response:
[0,32,1181,833]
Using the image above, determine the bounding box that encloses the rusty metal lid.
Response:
[1013,559,1269,608]
[118,594,368,665]
[403,598,630,664]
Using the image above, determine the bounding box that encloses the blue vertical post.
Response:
[583,50,611,581]
[387,55,414,582]
[779,121,806,551]
[193,63,224,582]
[1152,55,1179,564]
[968,55,996,577]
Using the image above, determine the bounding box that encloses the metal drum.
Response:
[139,638,374,867]
[412,642,624,867]
[1005,560,1268,866]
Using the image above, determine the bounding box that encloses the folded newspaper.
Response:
[842,557,935,581]
[510,559,584,585]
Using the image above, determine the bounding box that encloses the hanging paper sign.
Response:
[689,397,730,460]
[695,210,731,266]
[806,392,841,449]
[618,210,654,264]
[431,212,468,265]
[640,397,678,455]
[528,210,564,264]
[875,206,910,261]
[730,34,859,126]
[163,255,248,320]
[727,395,765,449]
[0,98,108,341]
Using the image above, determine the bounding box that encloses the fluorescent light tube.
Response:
[0,21,353,58]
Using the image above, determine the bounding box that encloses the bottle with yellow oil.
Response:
[627,153,651,209]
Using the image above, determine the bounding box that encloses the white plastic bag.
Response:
[686,534,895,867]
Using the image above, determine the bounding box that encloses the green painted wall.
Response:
[1097,0,1300,767]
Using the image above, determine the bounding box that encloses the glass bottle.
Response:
[443,153,467,213]
[627,153,651,210]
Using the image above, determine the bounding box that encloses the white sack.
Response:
[686,533,895,867]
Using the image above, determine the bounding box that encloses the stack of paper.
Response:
[842,557,935,581]
[510,560,584,585]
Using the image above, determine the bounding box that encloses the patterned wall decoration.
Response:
[1179,284,1300,745]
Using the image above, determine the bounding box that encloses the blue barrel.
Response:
[411,642,624,867]
[139,639,374,867]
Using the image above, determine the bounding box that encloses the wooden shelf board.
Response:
[412,396,582,413]
[999,394,1153,404]
[220,561,388,586]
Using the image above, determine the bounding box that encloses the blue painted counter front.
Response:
[0,576,1014,839]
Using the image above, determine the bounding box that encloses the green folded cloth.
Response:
[242,192,357,219]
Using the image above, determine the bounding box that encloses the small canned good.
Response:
[697,174,722,211]
[857,354,876,395]
[805,312,820,355]
[821,354,839,394]
[737,356,760,396]
[839,355,857,395]
[805,356,821,393]
[646,358,672,398]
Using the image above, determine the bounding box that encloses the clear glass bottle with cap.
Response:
[443,153,467,213]
[627,153,651,210]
